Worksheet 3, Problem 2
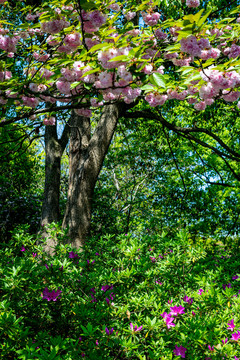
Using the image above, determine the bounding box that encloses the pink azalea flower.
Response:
[165,316,176,329]
[101,285,113,292]
[105,327,114,335]
[231,331,240,341]
[130,323,143,332]
[161,312,176,329]
[173,345,187,358]
[227,319,235,331]
[69,251,79,259]
[170,306,185,316]
[183,295,193,304]
[41,287,62,301]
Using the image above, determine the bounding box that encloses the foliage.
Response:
[0,125,43,240]
[92,109,240,240]
[1,225,240,359]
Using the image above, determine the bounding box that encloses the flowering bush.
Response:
[1,0,240,127]
[1,226,240,359]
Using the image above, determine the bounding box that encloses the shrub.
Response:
[1,227,240,359]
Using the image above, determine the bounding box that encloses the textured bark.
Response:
[41,125,62,225]
[62,104,120,248]
[41,123,69,254]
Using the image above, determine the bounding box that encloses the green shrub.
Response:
[1,226,240,359]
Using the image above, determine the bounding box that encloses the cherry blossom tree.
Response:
[1,0,240,250]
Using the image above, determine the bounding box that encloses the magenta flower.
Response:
[168,298,173,304]
[183,295,193,304]
[32,253,37,257]
[170,305,185,316]
[156,280,163,285]
[198,288,204,295]
[231,331,240,341]
[160,312,169,319]
[101,284,113,292]
[130,323,143,332]
[165,316,176,329]
[150,256,156,263]
[173,345,187,358]
[161,312,176,329]
[90,293,97,302]
[105,327,114,335]
[223,283,232,290]
[41,287,62,301]
[96,339,99,345]
[69,251,79,259]
[232,275,239,280]
[208,345,214,351]
[21,246,26,252]
[222,338,228,344]
[227,319,235,331]
[87,259,95,265]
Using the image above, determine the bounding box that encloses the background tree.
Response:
[1,0,240,249]
[0,124,42,240]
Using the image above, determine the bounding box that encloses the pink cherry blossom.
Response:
[74,108,92,117]
[41,19,70,34]
[43,117,56,126]
[22,96,39,108]
[124,11,136,21]
[186,0,200,8]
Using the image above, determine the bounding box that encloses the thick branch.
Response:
[125,109,240,162]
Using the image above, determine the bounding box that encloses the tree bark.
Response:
[62,104,120,248]
[41,122,69,254]
[41,125,62,225]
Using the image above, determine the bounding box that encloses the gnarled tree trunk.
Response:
[62,104,120,248]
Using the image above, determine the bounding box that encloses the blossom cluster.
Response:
[41,287,62,301]
[1,0,240,124]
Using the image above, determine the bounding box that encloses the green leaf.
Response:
[149,73,166,88]
[176,66,196,75]
[183,73,201,85]
[81,68,101,77]
[80,0,96,11]
[108,55,130,62]
[70,82,82,90]
[183,9,204,24]
[88,43,110,53]
[197,10,212,28]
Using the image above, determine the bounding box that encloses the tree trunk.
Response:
[41,122,69,254]
[41,125,62,226]
[62,104,120,248]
